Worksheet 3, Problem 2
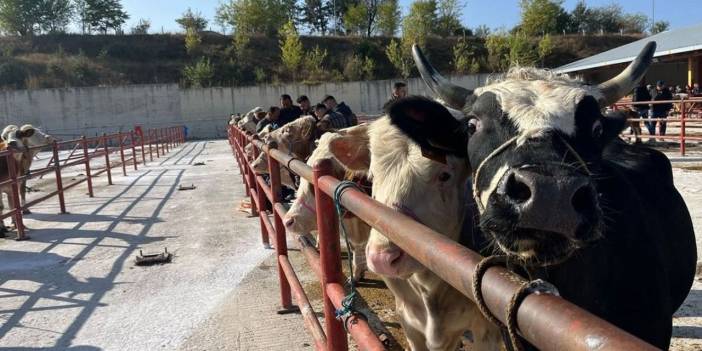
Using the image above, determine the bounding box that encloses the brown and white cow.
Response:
[0,126,32,235]
[329,116,501,350]
[283,126,371,282]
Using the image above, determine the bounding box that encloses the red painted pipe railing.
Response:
[614,97,702,156]
[0,125,184,241]
[228,124,658,351]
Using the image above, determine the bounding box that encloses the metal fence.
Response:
[227,124,659,351]
[2,125,185,240]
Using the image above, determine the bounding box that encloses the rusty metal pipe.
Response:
[326,283,387,351]
[279,255,328,350]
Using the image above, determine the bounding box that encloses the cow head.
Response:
[390,43,655,266]
[1,125,29,158]
[331,109,470,279]
[252,116,318,174]
[284,125,369,236]
[19,125,55,150]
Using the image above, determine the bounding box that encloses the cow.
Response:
[251,116,319,189]
[2,125,55,214]
[283,126,371,282]
[0,127,31,236]
[387,42,696,349]
[237,107,266,134]
[329,117,501,350]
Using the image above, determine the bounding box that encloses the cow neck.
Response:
[472,130,592,213]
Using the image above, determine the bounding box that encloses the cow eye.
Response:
[592,120,603,139]
[467,118,481,135]
[438,172,451,182]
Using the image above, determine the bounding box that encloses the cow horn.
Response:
[412,44,473,110]
[598,41,657,107]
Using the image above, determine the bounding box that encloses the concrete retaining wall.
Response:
[0,74,489,139]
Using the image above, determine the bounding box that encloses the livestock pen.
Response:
[0,126,185,241]
[228,124,661,351]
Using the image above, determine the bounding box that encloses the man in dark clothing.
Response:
[297,95,314,117]
[385,81,408,108]
[651,81,673,136]
[315,103,349,131]
[632,81,652,134]
[256,106,281,133]
[278,94,302,126]
[323,95,358,126]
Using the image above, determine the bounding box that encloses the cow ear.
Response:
[387,96,468,158]
[602,111,627,143]
[329,133,370,172]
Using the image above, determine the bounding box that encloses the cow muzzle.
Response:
[495,166,598,239]
[366,241,420,278]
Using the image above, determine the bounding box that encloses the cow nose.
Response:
[497,168,596,237]
[284,217,294,228]
[366,245,403,277]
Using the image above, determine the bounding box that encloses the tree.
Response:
[182,57,214,88]
[566,0,588,33]
[486,32,510,71]
[435,0,464,37]
[82,0,129,34]
[184,27,201,54]
[652,20,669,34]
[453,36,481,74]
[403,0,438,50]
[385,39,412,78]
[537,33,553,66]
[344,2,367,36]
[300,0,332,35]
[304,45,328,76]
[509,31,537,66]
[376,0,400,36]
[38,0,72,33]
[474,24,490,37]
[216,0,287,37]
[519,0,568,36]
[0,0,42,35]
[176,8,208,32]
[130,18,150,34]
[279,20,304,80]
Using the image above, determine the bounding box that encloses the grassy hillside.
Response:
[0,33,640,90]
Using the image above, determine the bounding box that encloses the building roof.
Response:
[556,23,702,74]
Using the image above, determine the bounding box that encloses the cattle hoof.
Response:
[22,209,32,215]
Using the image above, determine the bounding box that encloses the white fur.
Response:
[475,67,603,136]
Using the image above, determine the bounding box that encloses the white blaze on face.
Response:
[475,68,603,137]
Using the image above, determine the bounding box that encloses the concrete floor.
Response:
[0,140,277,350]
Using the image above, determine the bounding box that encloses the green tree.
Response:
[38,0,72,33]
[566,0,588,33]
[453,36,481,74]
[473,24,490,37]
[216,0,287,37]
[509,31,537,66]
[185,27,201,54]
[403,0,437,50]
[130,18,150,34]
[82,0,129,34]
[486,32,510,71]
[0,0,40,35]
[537,33,553,66]
[344,2,367,36]
[304,45,328,76]
[300,0,332,35]
[435,0,464,37]
[385,39,412,78]
[519,0,568,36]
[652,20,669,34]
[376,0,400,36]
[279,20,304,81]
[182,57,214,88]
[176,8,208,32]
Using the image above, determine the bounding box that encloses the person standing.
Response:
[651,81,673,137]
[279,94,302,126]
[632,81,652,134]
[385,82,408,108]
[323,95,358,126]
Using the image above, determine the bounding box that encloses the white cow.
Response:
[329,116,501,351]
[284,125,371,282]
[238,107,265,134]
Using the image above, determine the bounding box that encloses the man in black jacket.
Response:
[651,81,673,136]
[279,94,302,126]
[633,81,653,134]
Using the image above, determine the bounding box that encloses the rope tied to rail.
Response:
[332,180,366,329]
[472,255,560,351]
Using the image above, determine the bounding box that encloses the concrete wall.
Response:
[0,74,489,139]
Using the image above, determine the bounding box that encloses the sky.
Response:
[119,0,701,34]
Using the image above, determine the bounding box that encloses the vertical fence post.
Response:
[164,128,170,153]
[154,129,161,158]
[313,158,348,351]
[7,152,26,240]
[268,142,293,309]
[103,133,113,185]
[118,132,127,176]
[130,131,138,170]
[52,141,67,214]
[81,136,94,198]
[160,129,166,155]
[680,99,687,156]
[139,129,147,166]
[148,129,154,162]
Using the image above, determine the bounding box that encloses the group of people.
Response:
[630,80,701,137]
[228,82,409,136]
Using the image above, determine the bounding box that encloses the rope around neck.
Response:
[472,130,592,213]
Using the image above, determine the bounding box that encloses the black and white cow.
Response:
[388,42,697,349]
